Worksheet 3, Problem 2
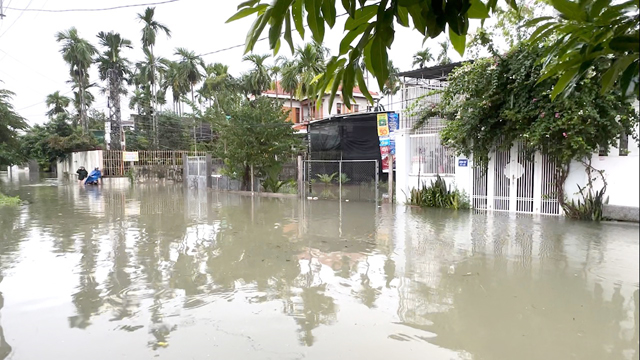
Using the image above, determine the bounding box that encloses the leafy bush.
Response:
[407,175,470,210]
[562,185,608,221]
[316,173,337,185]
[338,173,350,184]
[0,192,20,206]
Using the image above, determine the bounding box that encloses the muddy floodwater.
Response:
[0,175,638,360]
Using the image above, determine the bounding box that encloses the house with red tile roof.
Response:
[262,82,382,127]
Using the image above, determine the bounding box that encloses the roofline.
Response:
[397,61,471,79]
[303,110,395,126]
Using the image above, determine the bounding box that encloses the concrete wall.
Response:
[57,150,104,180]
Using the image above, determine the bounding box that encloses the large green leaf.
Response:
[395,6,410,26]
[344,5,379,30]
[306,0,325,43]
[226,4,268,23]
[284,13,295,53]
[339,24,368,55]
[369,34,389,91]
[550,0,586,21]
[609,34,640,53]
[245,8,273,53]
[355,66,374,104]
[551,67,578,99]
[292,0,305,37]
[341,0,356,17]
[601,54,637,94]
[237,0,260,10]
[467,0,489,19]
[522,16,553,28]
[449,26,466,55]
[322,0,337,28]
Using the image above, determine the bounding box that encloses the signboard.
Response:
[377,113,389,136]
[123,151,139,162]
[388,113,399,133]
[458,159,468,167]
[377,112,399,172]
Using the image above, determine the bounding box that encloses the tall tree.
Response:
[382,60,400,109]
[291,43,328,119]
[229,0,514,109]
[0,89,28,168]
[56,27,97,133]
[96,31,133,150]
[45,91,72,118]
[437,41,452,65]
[529,0,639,99]
[280,59,300,119]
[412,49,434,68]
[175,48,204,103]
[137,6,171,148]
[242,54,271,97]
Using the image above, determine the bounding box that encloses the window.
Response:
[336,103,342,114]
[352,104,359,113]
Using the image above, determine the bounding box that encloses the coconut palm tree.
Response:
[412,49,434,68]
[160,59,189,114]
[96,31,132,150]
[292,42,328,120]
[137,6,171,147]
[45,91,72,118]
[280,59,300,119]
[242,54,271,96]
[56,27,97,133]
[383,60,401,109]
[174,48,205,103]
[437,41,452,65]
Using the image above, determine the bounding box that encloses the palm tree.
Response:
[56,27,97,133]
[280,59,300,120]
[160,59,189,114]
[383,60,401,109]
[291,42,328,120]
[437,41,452,65]
[412,49,434,68]
[45,91,72,118]
[96,31,132,150]
[242,54,271,96]
[174,48,205,103]
[137,6,171,147]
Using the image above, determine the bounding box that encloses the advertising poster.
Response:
[377,112,398,172]
[377,113,390,136]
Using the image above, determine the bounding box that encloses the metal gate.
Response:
[472,142,560,215]
[303,160,380,202]
[185,156,207,189]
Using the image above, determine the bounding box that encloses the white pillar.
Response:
[454,155,472,196]
[532,151,543,214]
[395,128,412,203]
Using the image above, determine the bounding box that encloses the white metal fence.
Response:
[409,133,456,176]
[303,160,380,202]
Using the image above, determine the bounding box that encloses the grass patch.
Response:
[0,192,20,206]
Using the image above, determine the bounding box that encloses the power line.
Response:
[198,12,350,58]
[6,0,178,12]
[0,0,34,39]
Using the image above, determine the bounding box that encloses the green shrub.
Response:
[407,175,470,210]
[316,173,337,185]
[0,192,20,206]
[562,184,608,221]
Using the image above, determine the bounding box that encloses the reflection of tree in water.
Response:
[351,256,381,309]
[400,225,640,360]
[68,228,103,329]
[104,226,134,321]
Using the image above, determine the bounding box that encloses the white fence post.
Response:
[395,128,411,203]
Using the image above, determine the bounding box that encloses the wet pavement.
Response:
[0,174,638,359]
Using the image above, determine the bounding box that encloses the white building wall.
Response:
[57,150,104,179]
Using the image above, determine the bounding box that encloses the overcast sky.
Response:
[0,0,467,126]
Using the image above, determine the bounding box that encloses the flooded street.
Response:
[0,175,638,360]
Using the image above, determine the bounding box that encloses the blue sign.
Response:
[388,113,399,132]
[379,138,390,147]
[390,139,396,155]
[458,159,468,167]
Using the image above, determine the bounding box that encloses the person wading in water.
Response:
[76,166,88,184]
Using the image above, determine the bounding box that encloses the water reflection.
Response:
[0,177,637,360]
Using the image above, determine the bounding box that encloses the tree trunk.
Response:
[110,70,122,150]
[151,45,158,150]
[242,164,251,191]
[80,70,88,134]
